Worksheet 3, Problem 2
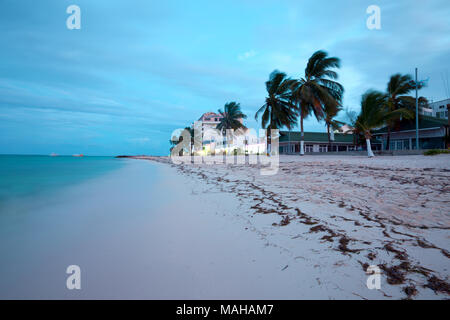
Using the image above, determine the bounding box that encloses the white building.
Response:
[192,112,265,155]
[425,98,450,119]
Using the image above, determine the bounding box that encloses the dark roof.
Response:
[279,131,354,143]
[198,112,223,121]
[373,115,448,134]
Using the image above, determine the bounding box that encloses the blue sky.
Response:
[0,0,449,155]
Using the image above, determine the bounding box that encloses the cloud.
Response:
[0,0,449,155]
[128,137,151,144]
[238,50,257,60]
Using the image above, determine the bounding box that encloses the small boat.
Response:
[72,154,84,157]
[50,153,58,157]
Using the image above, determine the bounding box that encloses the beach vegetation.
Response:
[255,70,297,153]
[216,102,247,153]
[385,73,424,149]
[423,149,450,156]
[290,50,344,155]
[354,90,411,157]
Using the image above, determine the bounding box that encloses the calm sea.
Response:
[0,155,125,208]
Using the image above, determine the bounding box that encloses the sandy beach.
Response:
[1,155,448,300]
[141,154,450,299]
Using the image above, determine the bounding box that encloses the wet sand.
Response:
[0,159,322,299]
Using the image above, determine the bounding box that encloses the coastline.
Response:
[1,155,448,299]
[0,158,329,299]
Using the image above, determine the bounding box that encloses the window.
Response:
[403,139,410,150]
[319,145,327,152]
[305,145,313,152]
[389,141,395,150]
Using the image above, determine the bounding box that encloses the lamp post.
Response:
[288,129,291,154]
[412,68,428,150]
[415,68,419,150]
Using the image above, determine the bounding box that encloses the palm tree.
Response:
[255,70,297,154]
[169,138,178,154]
[324,103,345,151]
[343,107,359,146]
[355,90,412,157]
[216,102,247,154]
[170,126,194,156]
[385,73,426,150]
[291,50,344,155]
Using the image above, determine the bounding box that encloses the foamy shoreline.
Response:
[139,154,450,299]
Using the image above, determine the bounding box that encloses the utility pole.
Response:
[415,68,419,150]
[288,129,291,154]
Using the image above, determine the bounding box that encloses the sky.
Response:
[0,0,449,156]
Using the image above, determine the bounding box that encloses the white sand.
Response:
[1,155,448,299]
[0,159,330,299]
[144,154,450,299]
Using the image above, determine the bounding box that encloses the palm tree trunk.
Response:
[288,129,291,154]
[300,112,305,156]
[223,132,227,155]
[366,135,374,157]
[267,128,271,155]
[327,123,331,152]
[386,126,391,150]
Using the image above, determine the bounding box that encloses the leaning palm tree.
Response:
[255,70,297,154]
[170,126,194,156]
[169,134,185,156]
[385,73,427,149]
[216,102,247,154]
[291,50,344,155]
[324,103,345,151]
[355,90,412,157]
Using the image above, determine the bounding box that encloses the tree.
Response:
[324,103,345,151]
[291,50,344,155]
[255,70,297,154]
[385,73,426,150]
[170,126,194,156]
[216,102,247,154]
[355,90,412,157]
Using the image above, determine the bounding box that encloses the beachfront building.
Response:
[201,131,267,155]
[196,112,225,135]
[423,98,450,119]
[193,112,265,155]
[191,112,224,154]
[372,115,449,150]
[278,131,381,154]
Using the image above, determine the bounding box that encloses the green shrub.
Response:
[423,149,450,156]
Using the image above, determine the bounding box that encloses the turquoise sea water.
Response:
[0,155,125,206]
